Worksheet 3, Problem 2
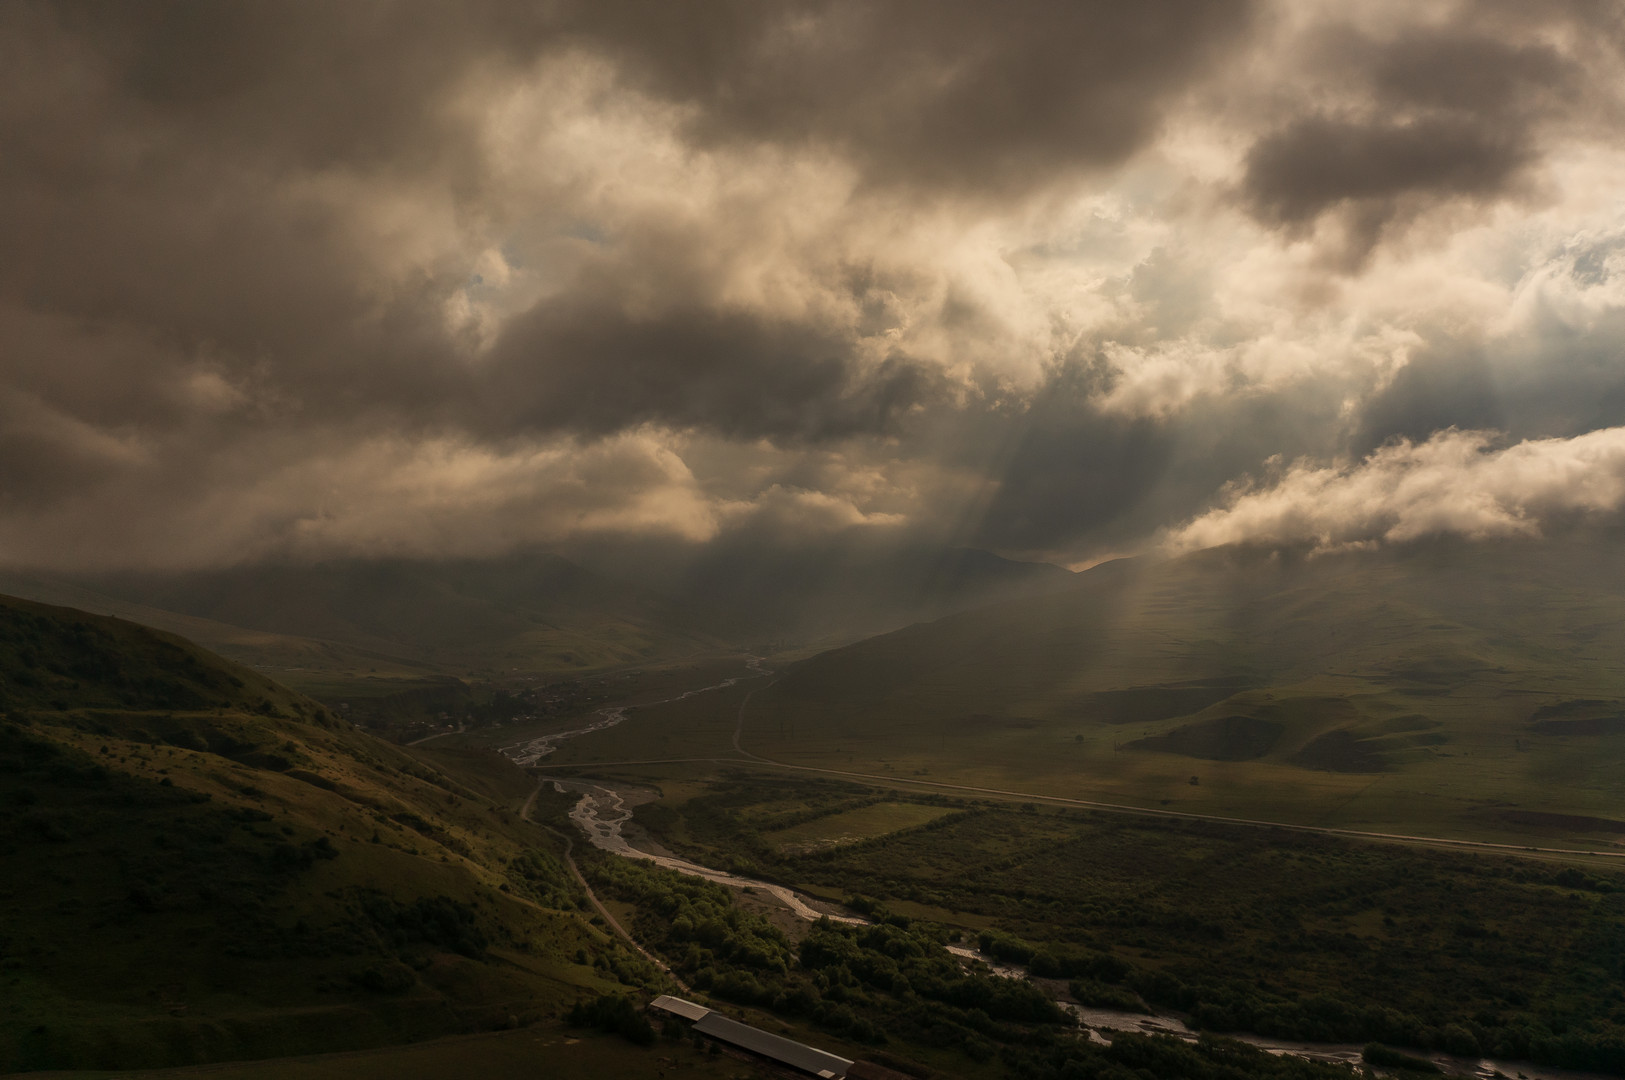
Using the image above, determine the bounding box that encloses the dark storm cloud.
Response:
[1243,115,1532,228]
[482,299,948,442]
[43,1,552,172]
[966,361,1173,554]
[1237,11,1609,258]
[972,412,1170,554]
[1351,345,1507,456]
[966,357,1370,561]
[34,0,1262,197]
[559,0,1258,196]
[0,0,1257,467]
[1363,29,1573,115]
[0,3,479,432]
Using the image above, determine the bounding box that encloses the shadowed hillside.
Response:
[68,552,728,676]
[0,595,657,1073]
[663,543,1076,646]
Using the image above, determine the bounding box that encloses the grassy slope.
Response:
[23,1025,772,1080]
[0,594,662,1073]
[744,533,1625,841]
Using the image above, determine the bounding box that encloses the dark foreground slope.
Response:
[0,595,654,1073]
[750,532,1625,837]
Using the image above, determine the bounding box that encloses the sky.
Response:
[3,0,1624,575]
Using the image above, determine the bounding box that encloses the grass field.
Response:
[23,1023,772,1079]
[764,801,959,852]
[739,686,1625,848]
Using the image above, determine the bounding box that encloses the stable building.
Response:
[649,995,710,1023]
[648,996,854,1078]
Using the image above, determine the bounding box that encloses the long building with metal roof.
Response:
[649,994,711,1022]
[691,1012,854,1078]
[646,995,854,1078]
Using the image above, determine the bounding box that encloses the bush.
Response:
[352,960,416,994]
[1069,978,1146,1013]
[567,994,654,1045]
[356,892,488,957]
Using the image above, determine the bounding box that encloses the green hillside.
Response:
[746,532,1625,842]
[0,595,659,1073]
[0,569,440,693]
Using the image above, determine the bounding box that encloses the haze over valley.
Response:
[5,2,1625,1078]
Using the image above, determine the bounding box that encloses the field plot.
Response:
[765,800,957,852]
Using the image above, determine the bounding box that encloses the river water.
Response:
[554,779,865,925]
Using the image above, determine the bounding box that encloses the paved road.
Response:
[406,723,464,746]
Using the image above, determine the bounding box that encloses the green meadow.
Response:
[764,801,959,853]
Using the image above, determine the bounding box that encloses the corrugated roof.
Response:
[649,995,711,1022]
[692,1013,854,1077]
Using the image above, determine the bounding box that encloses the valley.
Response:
[11,532,1625,1078]
[14,7,1625,1077]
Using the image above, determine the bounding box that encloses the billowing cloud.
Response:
[1243,115,1532,234]
[1166,426,1625,554]
[1236,6,1615,263]
[563,0,1258,196]
[1,1,1624,575]
[481,300,947,442]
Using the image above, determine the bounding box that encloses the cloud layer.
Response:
[2,1,1624,573]
[1167,426,1625,554]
